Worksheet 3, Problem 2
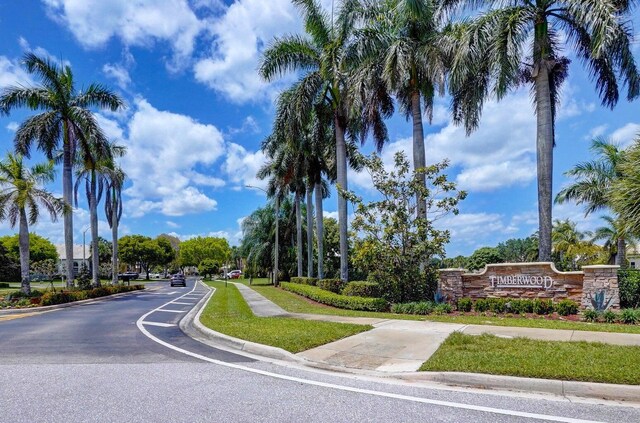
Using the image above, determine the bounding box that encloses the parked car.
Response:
[118,271,139,282]
[170,274,186,287]
[227,270,242,279]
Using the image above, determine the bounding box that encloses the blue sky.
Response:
[0,0,638,257]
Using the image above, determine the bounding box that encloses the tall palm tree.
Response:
[552,219,599,270]
[556,137,629,263]
[105,165,125,285]
[352,0,446,220]
[75,141,125,287]
[612,136,640,237]
[260,0,388,281]
[447,0,639,261]
[593,215,637,265]
[0,154,66,294]
[0,53,125,286]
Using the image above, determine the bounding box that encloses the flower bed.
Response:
[0,284,145,309]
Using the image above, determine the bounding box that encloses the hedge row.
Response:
[40,285,145,306]
[0,282,9,288]
[289,277,317,286]
[280,282,388,312]
[391,301,452,315]
[456,297,579,316]
[342,281,380,298]
[316,278,345,293]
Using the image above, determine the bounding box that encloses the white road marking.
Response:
[171,301,194,305]
[142,321,176,328]
[155,309,185,313]
[136,283,603,423]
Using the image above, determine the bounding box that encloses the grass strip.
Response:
[420,332,640,385]
[199,281,371,353]
[243,283,640,334]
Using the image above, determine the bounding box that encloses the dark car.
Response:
[118,272,139,282]
[170,274,186,287]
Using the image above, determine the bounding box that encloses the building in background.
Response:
[55,244,90,277]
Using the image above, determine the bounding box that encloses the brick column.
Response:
[581,265,620,310]
[438,269,466,303]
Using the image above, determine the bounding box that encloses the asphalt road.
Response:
[1,279,639,423]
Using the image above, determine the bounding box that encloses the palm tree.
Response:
[75,141,125,287]
[612,137,640,237]
[0,53,125,286]
[0,153,66,294]
[105,165,125,285]
[556,137,629,264]
[447,0,639,261]
[593,215,637,265]
[352,0,446,220]
[552,219,599,270]
[260,0,388,281]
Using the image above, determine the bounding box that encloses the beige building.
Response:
[55,244,91,277]
[628,247,639,269]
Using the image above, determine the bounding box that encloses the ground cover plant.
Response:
[200,281,371,353]
[421,332,640,385]
[0,284,144,309]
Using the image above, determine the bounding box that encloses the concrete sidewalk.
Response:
[233,283,640,373]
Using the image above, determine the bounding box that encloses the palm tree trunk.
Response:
[90,171,100,287]
[306,185,313,277]
[411,91,427,220]
[295,191,303,277]
[534,62,554,262]
[274,196,279,286]
[314,181,324,279]
[335,114,349,282]
[63,120,74,287]
[111,203,119,285]
[19,209,30,295]
[616,237,626,266]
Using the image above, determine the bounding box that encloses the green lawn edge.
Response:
[199,281,371,353]
[420,332,640,385]
[240,281,640,334]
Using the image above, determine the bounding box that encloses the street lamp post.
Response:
[246,185,279,286]
[82,226,90,272]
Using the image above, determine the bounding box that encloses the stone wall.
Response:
[438,262,620,310]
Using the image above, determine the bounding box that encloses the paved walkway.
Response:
[233,283,640,373]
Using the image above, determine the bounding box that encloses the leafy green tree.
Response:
[496,237,538,263]
[345,151,465,303]
[198,259,219,279]
[0,232,59,264]
[0,53,125,285]
[466,247,504,271]
[260,0,389,281]
[92,237,112,264]
[0,243,20,282]
[118,235,163,280]
[179,236,230,268]
[30,258,58,282]
[0,154,65,293]
[440,255,468,269]
[447,0,639,261]
[155,236,176,275]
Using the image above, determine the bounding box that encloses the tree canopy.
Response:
[0,233,58,263]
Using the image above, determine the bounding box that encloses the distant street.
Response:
[1,279,639,423]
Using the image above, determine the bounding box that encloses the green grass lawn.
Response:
[421,332,640,385]
[240,283,640,334]
[199,281,371,353]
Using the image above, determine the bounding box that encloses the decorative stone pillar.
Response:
[438,269,466,303]
[581,265,620,310]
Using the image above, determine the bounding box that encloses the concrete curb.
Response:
[179,282,308,364]
[180,281,640,403]
[0,286,150,315]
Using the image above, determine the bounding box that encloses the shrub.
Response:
[0,282,9,288]
[620,309,639,325]
[391,301,435,315]
[457,298,472,312]
[474,299,489,313]
[619,270,640,309]
[507,299,534,314]
[582,309,600,322]
[317,278,345,294]
[87,287,110,298]
[281,282,388,311]
[342,281,380,298]
[533,299,553,315]
[290,277,317,286]
[487,298,507,314]
[602,310,618,323]
[433,303,452,315]
[555,299,579,316]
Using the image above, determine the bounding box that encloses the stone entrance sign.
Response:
[438,262,620,310]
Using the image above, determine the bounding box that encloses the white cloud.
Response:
[610,122,640,147]
[166,221,180,228]
[0,56,34,88]
[222,143,267,190]
[227,116,260,135]
[193,0,301,102]
[586,124,608,140]
[99,97,225,218]
[103,63,131,89]
[323,211,339,221]
[6,122,18,132]
[437,212,513,250]
[455,158,536,192]
[42,0,203,70]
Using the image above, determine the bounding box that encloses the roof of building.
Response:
[55,244,89,261]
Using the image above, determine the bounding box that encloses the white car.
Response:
[227,270,242,279]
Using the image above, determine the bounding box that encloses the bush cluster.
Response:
[40,284,144,306]
[0,282,9,288]
[582,308,640,324]
[289,277,317,286]
[619,270,640,309]
[391,301,452,315]
[280,282,388,311]
[457,297,578,316]
[316,278,345,294]
[342,281,380,298]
